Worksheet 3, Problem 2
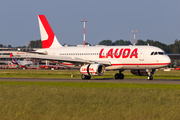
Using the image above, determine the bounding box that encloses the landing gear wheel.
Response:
[81,74,86,80]
[81,74,91,80]
[119,74,124,79]
[115,73,120,79]
[147,76,153,80]
[115,73,124,80]
[87,76,91,79]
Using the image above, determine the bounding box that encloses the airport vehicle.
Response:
[174,66,180,70]
[9,53,33,67]
[22,15,171,80]
[40,65,68,70]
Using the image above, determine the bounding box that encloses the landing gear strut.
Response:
[147,69,154,80]
[115,70,124,80]
[81,74,91,80]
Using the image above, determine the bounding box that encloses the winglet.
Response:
[38,15,62,48]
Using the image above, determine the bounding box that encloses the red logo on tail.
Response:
[38,15,55,48]
[9,52,13,58]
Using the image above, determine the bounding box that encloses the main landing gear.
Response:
[115,70,124,80]
[81,74,91,80]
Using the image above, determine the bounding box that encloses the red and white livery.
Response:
[26,15,171,80]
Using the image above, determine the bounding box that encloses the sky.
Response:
[0,0,180,47]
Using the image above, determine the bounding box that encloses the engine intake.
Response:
[80,64,105,76]
[131,69,156,76]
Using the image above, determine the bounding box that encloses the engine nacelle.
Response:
[131,69,156,76]
[80,64,105,76]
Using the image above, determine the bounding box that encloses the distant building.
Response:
[167,54,180,67]
[0,47,38,65]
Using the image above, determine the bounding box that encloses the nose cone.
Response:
[166,56,171,65]
[162,56,171,66]
[157,55,171,67]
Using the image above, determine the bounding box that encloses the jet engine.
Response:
[80,64,105,76]
[131,69,156,76]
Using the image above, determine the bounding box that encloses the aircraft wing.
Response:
[20,62,33,66]
[20,54,112,66]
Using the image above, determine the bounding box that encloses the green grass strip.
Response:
[0,69,179,79]
[0,81,180,89]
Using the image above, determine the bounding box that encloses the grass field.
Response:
[0,81,180,120]
[0,69,180,79]
[0,70,180,119]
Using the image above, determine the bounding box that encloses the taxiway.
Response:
[0,78,180,84]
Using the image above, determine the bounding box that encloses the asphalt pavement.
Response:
[0,78,180,84]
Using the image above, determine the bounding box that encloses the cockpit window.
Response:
[154,52,157,55]
[151,51,166,55]
[158,52,164,55]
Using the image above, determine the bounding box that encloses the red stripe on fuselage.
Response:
[111,63,170,66]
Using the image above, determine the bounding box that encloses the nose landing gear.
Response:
[147,69,155,80]
[147,76,153,80]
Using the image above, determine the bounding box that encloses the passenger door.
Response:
[139,48,146,61]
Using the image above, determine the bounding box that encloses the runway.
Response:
[0,78,180,84]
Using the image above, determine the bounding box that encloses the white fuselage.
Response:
[36,45,171,70]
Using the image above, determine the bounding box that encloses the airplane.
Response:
[9,53,33,67]
[22,15,171,80]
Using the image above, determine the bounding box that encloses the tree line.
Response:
[1,39,180,54]
[0,40,42,48]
